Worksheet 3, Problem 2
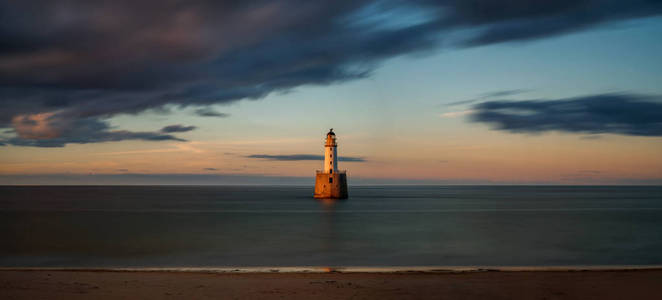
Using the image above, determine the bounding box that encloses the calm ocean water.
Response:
[1,185,661,267]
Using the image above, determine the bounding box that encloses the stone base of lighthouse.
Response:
[314,172,348,199]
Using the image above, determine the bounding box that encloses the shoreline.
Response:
[2,268,662,299]
[2,265,662,273]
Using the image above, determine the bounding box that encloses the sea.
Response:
[1,185,661,268]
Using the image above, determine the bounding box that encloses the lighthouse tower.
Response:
[314,129,348,199]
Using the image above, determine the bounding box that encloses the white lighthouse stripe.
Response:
[323,132,338,173]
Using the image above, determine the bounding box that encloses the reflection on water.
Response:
[318,198,343,253]
[1,185,662,267]
[318,198,343,210]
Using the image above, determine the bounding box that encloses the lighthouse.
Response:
[314,129,348,199]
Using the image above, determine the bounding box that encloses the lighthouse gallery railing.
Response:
[316,170,346,174]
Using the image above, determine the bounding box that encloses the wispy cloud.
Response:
[480,89,530,98]
[446,89,530,107]
[246,154,366,162]
[160,124,197,133]
[440,110,475,118]
[194,108,230,118]
[96,142,205,155]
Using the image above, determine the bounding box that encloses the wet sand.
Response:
[2,269,662,299]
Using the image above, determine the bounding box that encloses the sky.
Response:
[1,0,662,185]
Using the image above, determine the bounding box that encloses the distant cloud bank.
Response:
[1,116,186,147]
[470,93,662,136]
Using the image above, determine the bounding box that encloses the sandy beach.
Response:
[2,269,662,299]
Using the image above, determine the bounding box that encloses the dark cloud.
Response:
[247,154,366,162]
[340,156,367,162]
[447,0,662,46]
[0,114,185,147]
[1,1,661,147]
[470,93,662,136]
[203,168,218,171]
[194,108,230,118]
[160,124,197,133]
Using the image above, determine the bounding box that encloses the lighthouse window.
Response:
[329,177,333,183]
